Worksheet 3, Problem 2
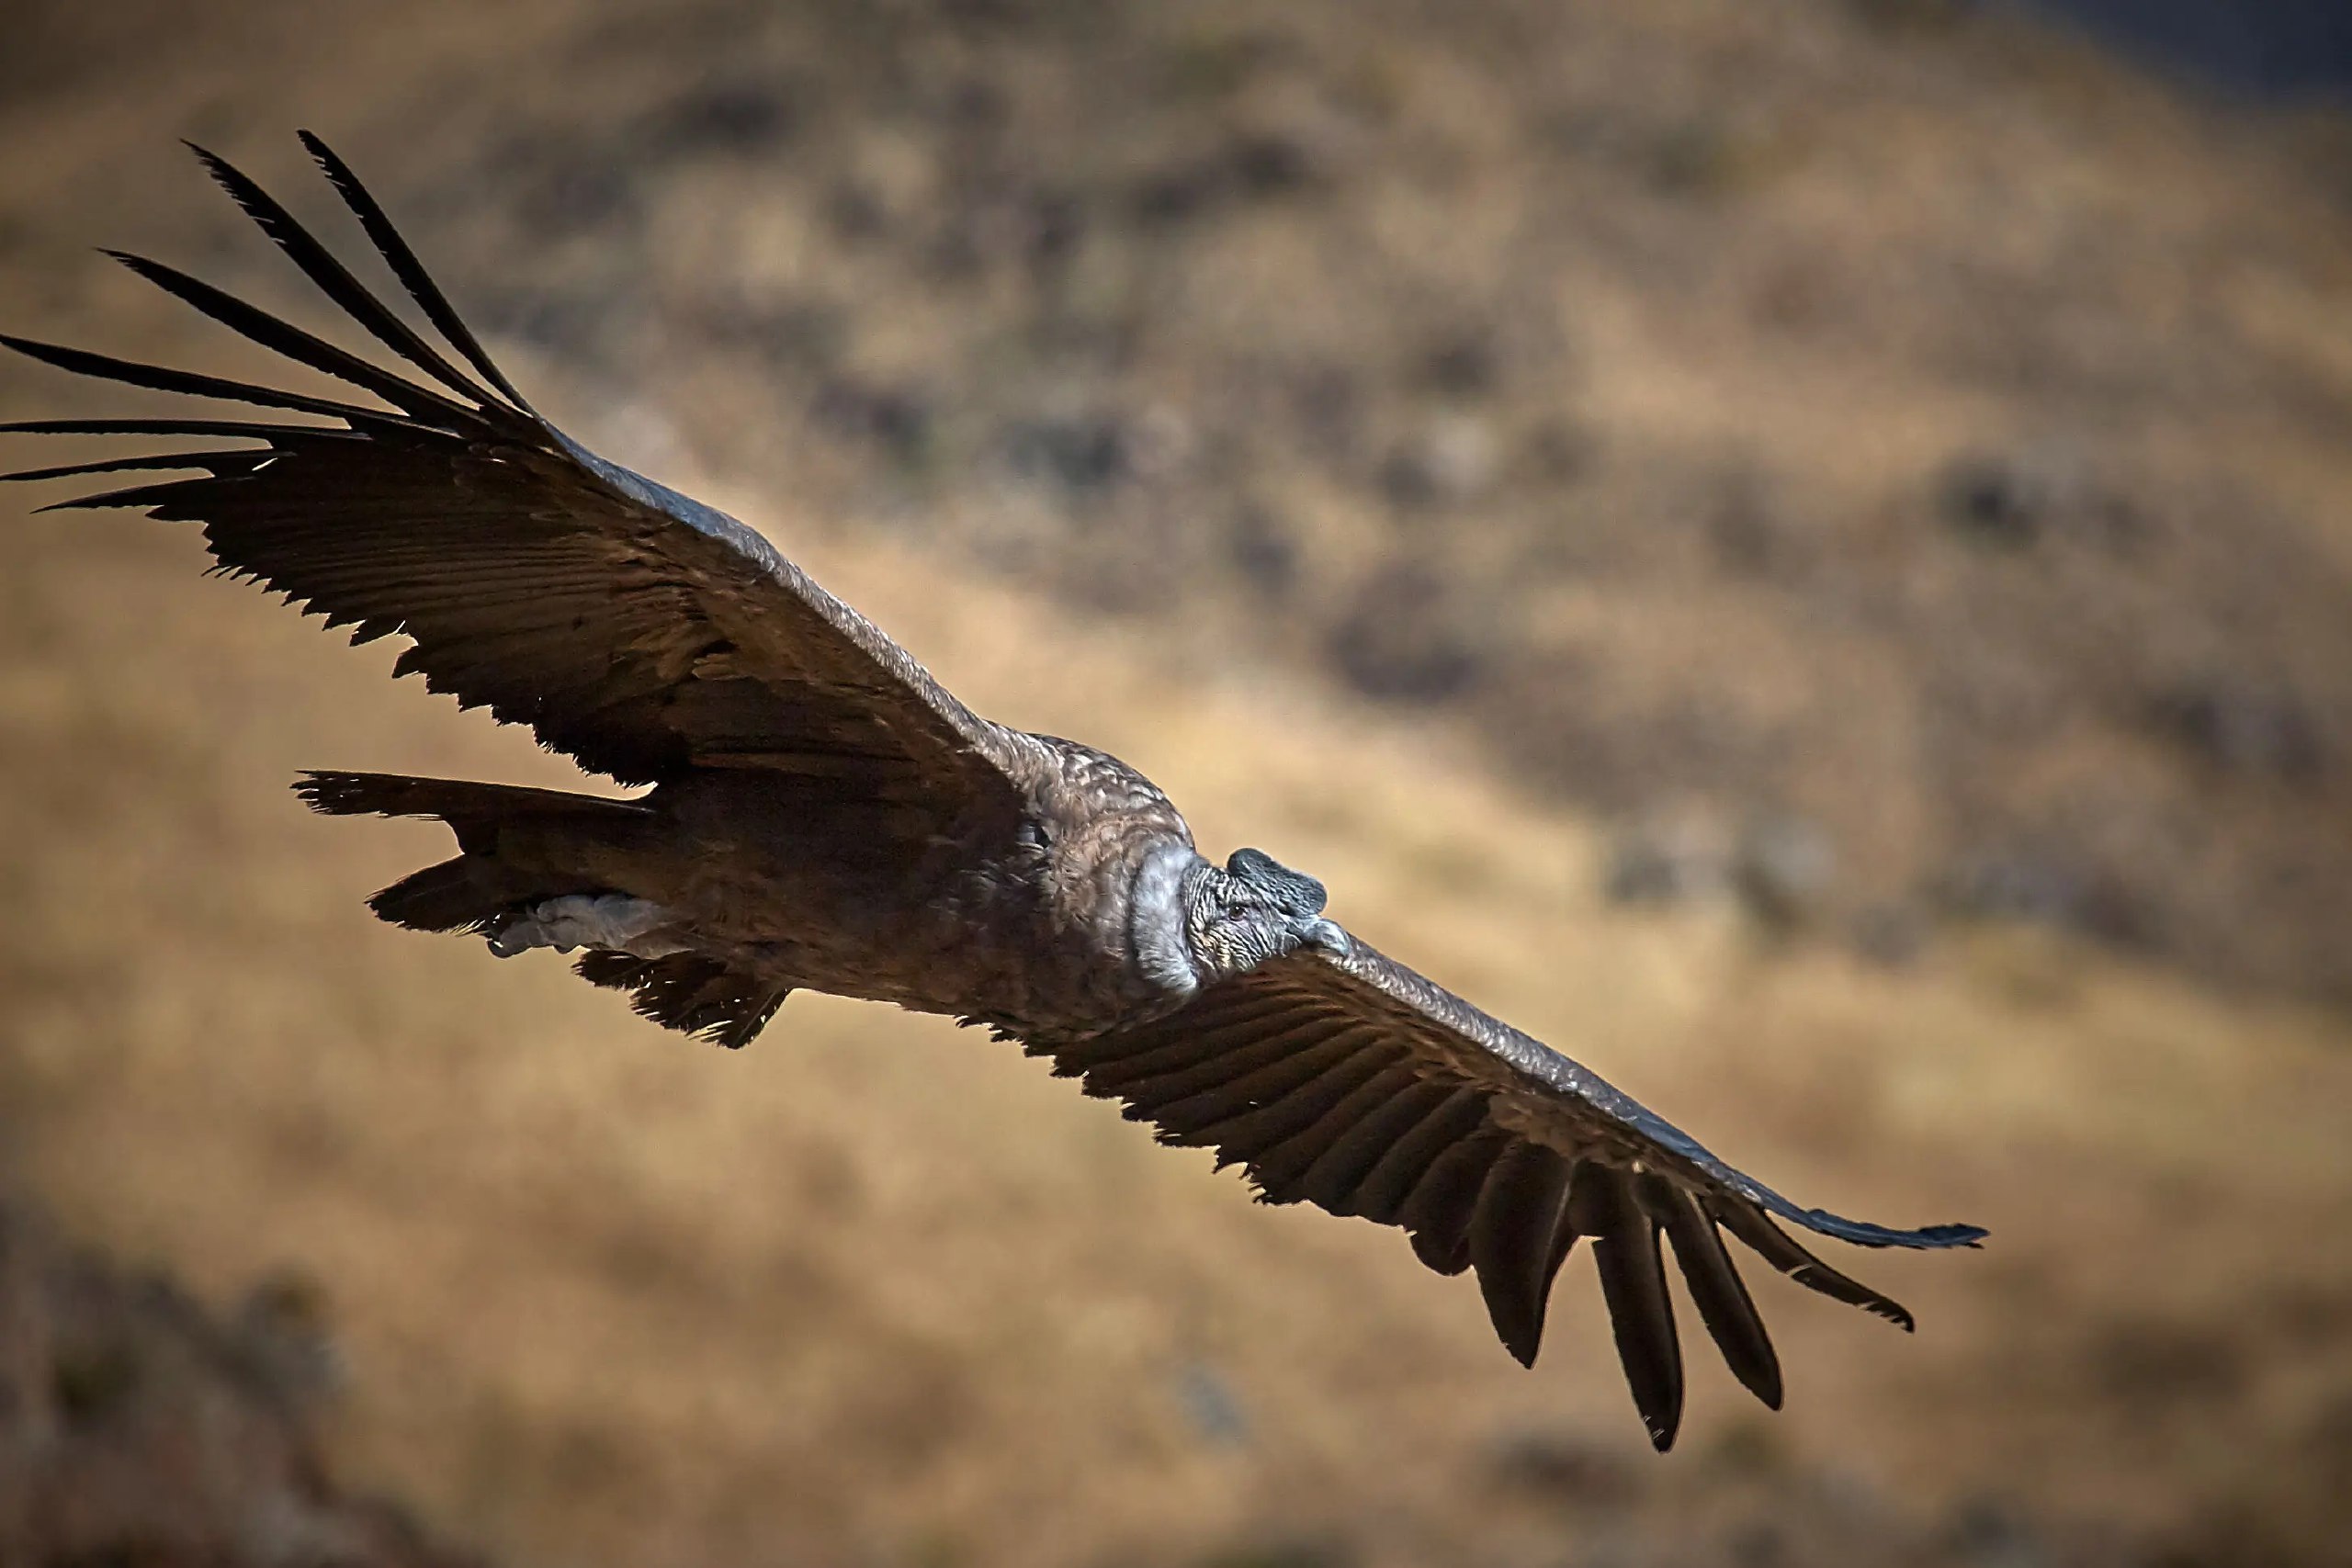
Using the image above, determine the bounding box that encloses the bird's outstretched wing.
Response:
[1035,938,1984,1450]
[1,134,1028,814]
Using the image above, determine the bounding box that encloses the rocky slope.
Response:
[14,0,2352,1004]
[0,1190,479,1568]
[3,4,2350,1566]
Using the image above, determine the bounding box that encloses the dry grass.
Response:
[3,5,2351,1565]
[6,415,2351,1566]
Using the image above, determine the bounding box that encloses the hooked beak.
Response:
[1295,916,1351,958]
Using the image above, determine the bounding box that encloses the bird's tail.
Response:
[299,770,788,1048]
[294,769,657,934]
[295,770,652,837]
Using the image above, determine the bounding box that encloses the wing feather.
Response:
[98,248,479,423]
[1190,1040,1403,1168]
[1099,1013,1345,1106]
[3,138,1032,814]
[297,130,528,407]
[3,450,272,484]
[1140,1021,1363,1139]
[0,330,426,431]
[1288,1077,1462,1214]
[1347,1086,1490,1224]
[0,417,358,440]
[1584,1168,1685,1451]
[1645,1176,1782,1410]
[1033,935,1983,1448]
[1468,1141,1577,1368]
[1397,1127,1510,1278]
[1247,1060,1424,1201]
[184,140,501,407]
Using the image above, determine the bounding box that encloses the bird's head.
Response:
[1182,847,1351,978]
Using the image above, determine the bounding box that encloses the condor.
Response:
[1,136,1981,1451]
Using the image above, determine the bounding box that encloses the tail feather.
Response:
[367,855,525,934]
[303,769,654,932]
[304,767,784,1048]
[297,769,650,852]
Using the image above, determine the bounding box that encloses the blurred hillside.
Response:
[2024,0,2352,96]
[18,0,2349,1003]
[12,0,2352,1003]
[3,3,2351,1567]
[0,1189,481,1567]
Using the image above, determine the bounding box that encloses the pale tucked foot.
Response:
[487,895,688,959]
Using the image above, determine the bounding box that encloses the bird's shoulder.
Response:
[1001,732,1192,845]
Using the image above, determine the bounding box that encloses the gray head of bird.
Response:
[1182,847,1351,977]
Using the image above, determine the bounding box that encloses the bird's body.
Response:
[3,136,1984,1451]
[447,736,1204,1040]
[305,727,1212,1044]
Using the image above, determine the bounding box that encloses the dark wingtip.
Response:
[292,130,532,412]
[1924,1223,1989,1247]
[1779,1204,1989,1251]
[1,451,251,485]
[31,477,199,513]
[96,246,166,280]
[294,130,341,183]
[183,139,244,186]
[290,771,344,815]
[180,141,253,208]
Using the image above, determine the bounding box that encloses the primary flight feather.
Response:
[2,136,1983,1451]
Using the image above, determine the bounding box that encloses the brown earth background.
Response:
[2,2,2351,1565]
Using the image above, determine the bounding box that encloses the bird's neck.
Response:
[1126,841,1207,997]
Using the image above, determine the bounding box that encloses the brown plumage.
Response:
[1,136,1984,1450]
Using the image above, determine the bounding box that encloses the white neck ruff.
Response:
[1127,841,1204,996]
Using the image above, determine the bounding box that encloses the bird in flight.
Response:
[2,136,1982,1451]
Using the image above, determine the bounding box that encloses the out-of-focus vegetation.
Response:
[0,1193,481,1566]
[3,2,2350,1565]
